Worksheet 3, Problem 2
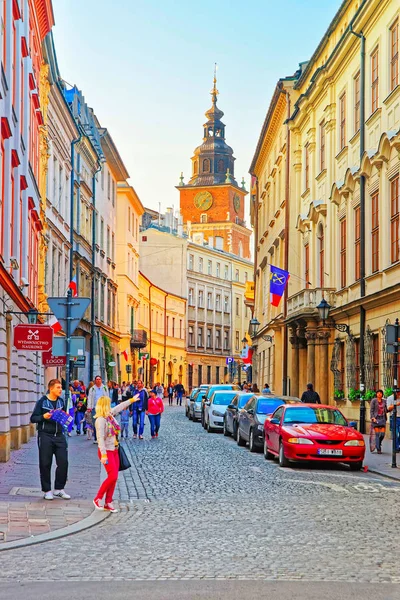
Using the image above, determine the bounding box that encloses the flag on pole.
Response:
[241,344,253,365]
[122,348,129,362]
[48,315,62,334]
[68,276,78,297]
[269,265,290,307]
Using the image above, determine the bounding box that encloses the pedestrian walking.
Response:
[93,394,139,512]
[130,380,148,439]
[167,383,174,406]
[252,383,260,393]
[30,379,70,501]
[87,376,109,443]
[174,382,185,406]
[155,382,164,399]
[120,407,130,439]
[75,391,87,435]
[146,390,165,438]
[301,383,321,404]
[370,390,394,454]
[84,408,94,440]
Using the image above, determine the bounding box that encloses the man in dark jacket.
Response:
[174,382,185,406]
[301,383,321,404]
[30,378,70,501]
[129,380,148,439]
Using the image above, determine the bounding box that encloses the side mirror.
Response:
[247,409,254,415]
[227,404,235,409]
[270,418,280,425]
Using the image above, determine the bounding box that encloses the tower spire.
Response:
[211,63,219,104]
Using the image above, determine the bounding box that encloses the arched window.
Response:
[217,159,224,173]
[203,159,210,173]
[193,161,198,175]
[208,127,214,137]
[318,223,324,287]
[215,128,222,137]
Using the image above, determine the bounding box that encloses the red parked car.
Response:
[264,404,365,470]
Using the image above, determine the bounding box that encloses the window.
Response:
[188,254,194,270]
[203,159,210,173]
[188,325,194,346]
[207,365,211,384]
[235,269,239,281]
[198,289,204,307]
[391,175,399,263]
[198,327,204,347]
[198,365,203,386]
[216,366,220,382]
[354,71,360,132]
[391,20,399,91]
[172,317,175,337]
[215,329,221,349]
[371,47,379,113]
[128,207,131,231]
[207,328,212,348]
[166,316,169,337]
[100,219,104,250]
[305,144,310,190]
[215,237,223,250]
[319,121,325,172]
[207,291,213,309]
[224,265,229,279]
[244,271,248,282]
[235,331,240,351]
[355,206,361,281]
[318,226,324,287]
[208,260,212,275]
[355,338,360,388]
[339,92,346,150]
[216,294,221,311]
[188,288,194,305]
[339,341,345,391]
[111,233,115,262]
[179,319,182,338]
[223,330,229,351]
[107,227,110,257]
[340,219,347,288]
[199,257,203,273]
[112,181,115,206]
[107,171,111,199]
[200,214,207,223]
[218,159,224,173]
[223,296,229,312]
[216,262,220,277]
[305,244,310,289]
[236,297,240,316]
[373,334,379,390]
[371,191,379,273]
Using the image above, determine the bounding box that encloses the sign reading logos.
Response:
[42,351,66,367]
[13,324,53,352]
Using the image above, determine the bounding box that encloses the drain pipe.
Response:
[90,161,102,382]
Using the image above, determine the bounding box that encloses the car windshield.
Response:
[206,385,240,399]
[257,399,285,414]
[213,392,237,405]
[283,407,348,426]
[195,394,205,403]
[238,394,253,408]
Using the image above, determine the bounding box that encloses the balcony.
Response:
[286,288,336,321]
[130,329,148,349]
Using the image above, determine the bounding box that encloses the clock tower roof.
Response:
[187,69,238,188]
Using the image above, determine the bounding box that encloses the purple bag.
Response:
[50,409,74,428]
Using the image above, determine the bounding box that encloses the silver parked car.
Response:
[189,389,206,422]
[185,388,200,417]
[203,390,241,433]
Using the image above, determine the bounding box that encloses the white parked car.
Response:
[204,390,240,433]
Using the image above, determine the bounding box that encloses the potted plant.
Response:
[385,387,394,398]
[365,389,375,402]
[348,388,361,402]
[334,389,345,401]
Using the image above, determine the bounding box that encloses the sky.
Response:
[52,0,341,215]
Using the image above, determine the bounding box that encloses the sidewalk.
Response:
[363,435,400,481]
[0,431,106,547]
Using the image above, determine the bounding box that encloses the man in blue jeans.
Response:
[174,382,185,406]
[130,380,148,439]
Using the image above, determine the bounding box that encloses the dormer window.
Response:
[217,159,224,173]
[203,159,210,173]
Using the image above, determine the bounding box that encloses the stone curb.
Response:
[366,467,400,482]
[0,508,110,552]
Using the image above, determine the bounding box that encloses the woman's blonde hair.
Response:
[95,396,112,418]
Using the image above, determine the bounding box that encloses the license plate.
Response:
[317,449,343,456]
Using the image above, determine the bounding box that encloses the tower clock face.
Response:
[233,193,240,213]
[194,190,213,211]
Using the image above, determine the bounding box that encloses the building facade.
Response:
[0,0,54,460]
[251,0,400,426]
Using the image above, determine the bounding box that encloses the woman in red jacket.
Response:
[146,390,164,439]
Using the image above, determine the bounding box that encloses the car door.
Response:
[266,406,285,453]
[241,397,256,440]
[226,396,238,432]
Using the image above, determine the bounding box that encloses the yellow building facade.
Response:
[116,182,144,381]
[252,0,400,427]
[138,272,187,388]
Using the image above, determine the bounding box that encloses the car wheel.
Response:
[192,415,197,423]
[233,423,238,441]
[349,461,363,471]
[264,439,274,460]
[188,410,193,421]
[237,426,246,447]
[278,441,290,468]
[223,419,230,437]
[207,420,214,433]
[249,429,256,452]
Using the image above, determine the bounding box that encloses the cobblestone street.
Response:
[1,406,400,587]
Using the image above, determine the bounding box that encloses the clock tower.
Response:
[177,74,251,259]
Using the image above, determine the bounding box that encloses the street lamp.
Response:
[241,337,247,344]
[316,299,350,335]
[27,308,39,324]
[249,318,260,338]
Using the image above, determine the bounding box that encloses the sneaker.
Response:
[104,503,119,513]
[155,432,159,438]
[151,435,156,439]
[93,440,98,444]
[139,435,144,440]
[54,490,71,500]
[93,498,104,510]
[44,491,54,501]
[133,434,137,439]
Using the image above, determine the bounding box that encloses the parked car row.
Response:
[185,385,366,470]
